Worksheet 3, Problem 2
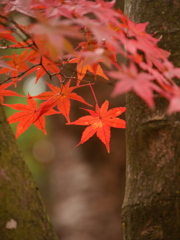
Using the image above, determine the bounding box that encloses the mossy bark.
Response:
[122,1,180,239]
[0,105,58,240]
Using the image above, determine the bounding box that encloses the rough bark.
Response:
[0,105,58,240]
[122,1,180,240]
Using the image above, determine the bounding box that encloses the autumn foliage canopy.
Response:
[0,0,180,152]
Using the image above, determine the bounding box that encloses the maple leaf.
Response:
[0,50,29,73]
[167,86,180,114]
[70,58,108,85]
[162,60,180,80]
[5,95,59,138]
[29,17,83,59]
[0,50,30,85]
[0,82,23,104]
[33,80,92,122]
[89,0,118,25]
[25,55,62,83]
[125,20,158,44]
[0,59,16,70]
[67,100,126,152]
[75,17,119,49]
[2,0,34,17]
[109,63,161,108]
[69,39,118,85]
[30,0,74,19]
[0,25,17,42]
[34,60,61,84]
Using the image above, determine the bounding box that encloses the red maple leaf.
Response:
[33,80,92,122]
[29,17,83,60]
[69,39,113,85]
[3,0,34,16]
[5,95,59,138]
[67,100,126,152]
[0,50,29,73]
[167,86,180,114]
[25,55,62,83]
[0,82,23,104]
[0,25,17,42]
[0,59,16,70]
[109,63,161,108]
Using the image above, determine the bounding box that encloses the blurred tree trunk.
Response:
[122,1,180,239]
[49,81,126,240]
[0,106,58,240]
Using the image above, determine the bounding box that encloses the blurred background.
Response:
[3,1,126,240]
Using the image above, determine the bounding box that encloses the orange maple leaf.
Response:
[0,82,23,104]
[70,58,108,85]
[5,95,59,138]
[0,50,30,85]
[67,100,126,152]
[33,80,92,122]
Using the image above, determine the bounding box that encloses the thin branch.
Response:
[0,63,40,85]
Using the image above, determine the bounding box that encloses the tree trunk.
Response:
[0,105,58,240]
[122,1,180,240]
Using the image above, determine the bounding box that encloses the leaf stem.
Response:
[89,83,99,108]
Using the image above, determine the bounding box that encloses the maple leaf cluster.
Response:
[0,0,180,152]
